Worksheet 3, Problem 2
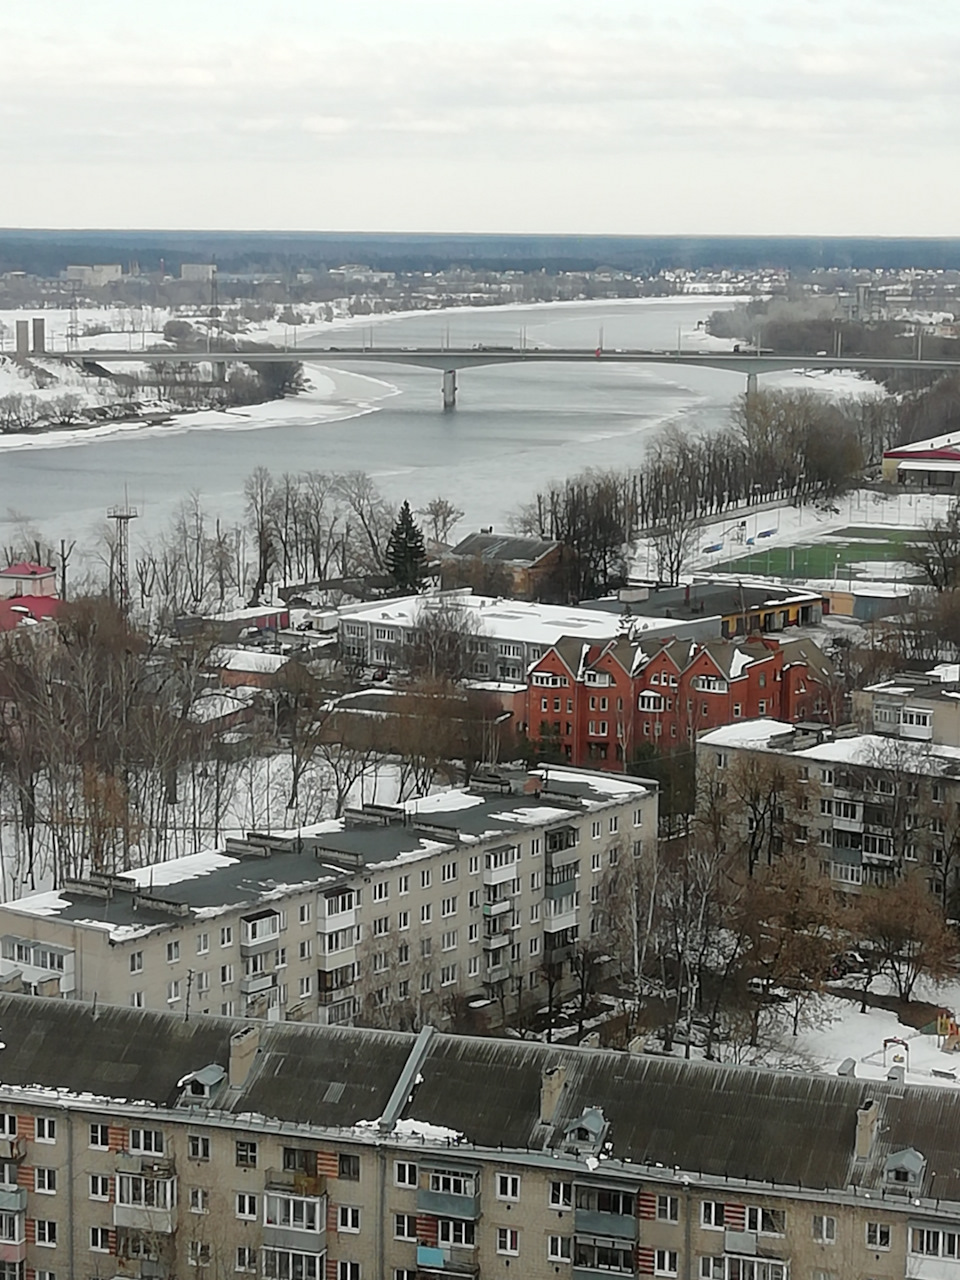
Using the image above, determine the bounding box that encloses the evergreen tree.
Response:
[386,500,427,593]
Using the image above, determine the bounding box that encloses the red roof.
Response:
[0,596,62,632]
[0,562,55,577]
[883,446,960,462]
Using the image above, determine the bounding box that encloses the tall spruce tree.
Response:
[386,500,427,592]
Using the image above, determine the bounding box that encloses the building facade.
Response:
[697,719,960,898]
[0,992,953,1280]
[0,767,657,1031]
[526,636,835,769]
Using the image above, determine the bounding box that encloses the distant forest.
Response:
[3,230,960,277]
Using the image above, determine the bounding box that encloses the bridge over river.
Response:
[13,317,960,409]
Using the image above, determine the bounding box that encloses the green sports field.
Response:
[712,526,927,582]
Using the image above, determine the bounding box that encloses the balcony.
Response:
[482,899,511,918]
[263,1220,327,1252]
[545,875,578,900]
[908,1256,960,1279]
[0,1240,25,1266]
[482,931,509,952]
[574,1209,638,1240]
[416,1243,480,1276]
[573,1268,635,1280]
[317,944,357,972]
[318,907,356,933]
[417,1187,481,1219]
[544,905,578,933]
[240,970,276,996]
[266,1168,327,1196]
[0,1139,23,1163]
[0,1189,25,1212]
[484,962,510,984]
[113,1203,175,1235]
[483,862,519,887]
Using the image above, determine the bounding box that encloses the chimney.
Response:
[540,1063,566,1125]
[855,1098,878,1159]
[229,1026,261,1089]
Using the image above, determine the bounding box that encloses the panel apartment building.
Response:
[0,766,657,1030]
[697,718,960,897]
[0,992,953,1280]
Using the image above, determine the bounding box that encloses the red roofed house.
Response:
[0,562,57,600]
[524,633,836,768]
[0,563,62,633]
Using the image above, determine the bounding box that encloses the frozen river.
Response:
[0,296,859,556]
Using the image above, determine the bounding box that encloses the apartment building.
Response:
[335,591,697,681]
[0,766,657,1030]
[697,719,960,896]
[853,665,960,748]
[0,991,954,1280]
[526,634,835,768]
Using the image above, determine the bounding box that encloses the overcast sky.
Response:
[1,0,957,235]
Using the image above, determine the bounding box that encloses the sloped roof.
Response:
[447,533,560,567]
[2,995,960,1197]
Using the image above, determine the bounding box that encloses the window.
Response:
[220,926,233,947]
[549,1235,573,1261]
[467,956,479,978]
[236,1140,257,1168]
[440,964,457,986]
[237,1246,257,1272]
[658,1194,679,1221]
[656,1250,679,1276]
[265,1193,322,1232]
[497,1227,519,1255]
[373,916,389,937]
[372,880,388,902]
[395,1161,417,1187]
[190,1187,210,1214]
[430,1169,475,1196]
[421,869,432,889]
[441,896,457,917]
[701,1201,725,1228]
[89,1174,109,1200]
[394,1272,417,1280]
[339,1153,360,1181]
[911,1227,960,1258]
[130,1128,163,1154]
[90,1226,110,1252]
[299,902,312,924]
[421,904,432,924]
[441,929,457,951]
[299,939,312,962]
[442,861,458,882]
[35,1117,56,1143]
[591,851,601,871]
[189,1241,211,1267]
[397,911,410,931]
[236,1193,257,1219]
[813,1214,836,1243]
[867,1221,891,1250]
[395,1213,417,1240]
[747,1206,785,1234]
[397,942,410,965]
[167,979,181,1003]
[497,1172,520,1201]
[439,1219,476,1246]
[299,975,312,998]
[129,951,143,973]
[196,931,209,954]
[398,874,410,895]
[35,1168,56,1194]
[338,1205,360,1232]
[89,1123,109,1149]
[337,1265,360,1280]
[421,937,432,958]
[36,1220,57,1246]
[166,940,180,963]
[550,1180,573,1208]
[609,815,618,833]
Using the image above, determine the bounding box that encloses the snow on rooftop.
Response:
[5,890,74,918]
[698,719,791,750]
[211,647,288,674]
[121,850,238,889]
[502,805,578,825]
[537,766,649,798]
[795,734,960,772]
[404,791,486,815]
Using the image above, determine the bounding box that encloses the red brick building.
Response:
[524,633,835,768]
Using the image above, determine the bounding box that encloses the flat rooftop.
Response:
[0,768,653,941]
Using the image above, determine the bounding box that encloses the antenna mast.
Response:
[107,501,138,615]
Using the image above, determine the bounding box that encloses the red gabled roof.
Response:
[884,446,960,462]
[0,562,55,577]
[0,596,62,632]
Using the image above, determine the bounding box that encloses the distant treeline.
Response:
[5,231,960,277]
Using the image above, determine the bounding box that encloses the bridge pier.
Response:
[746,371,758,397]
[442,369,457,411]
